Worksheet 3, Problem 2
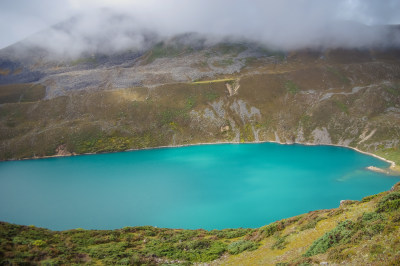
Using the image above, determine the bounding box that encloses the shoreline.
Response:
[1,140,398,174]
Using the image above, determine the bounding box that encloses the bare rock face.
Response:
[358,128,377,144]
[295,127,305,143]
[230,99,261,124]
[226,81,240,96]
[311,127,332,145]
[220,125,230,132]
[55,144,72,156]
[274,132,281,143]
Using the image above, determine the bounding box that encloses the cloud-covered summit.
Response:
[2,0,400,58]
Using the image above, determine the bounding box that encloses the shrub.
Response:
[300,217,326,231]
[370,244,384,256]
[203,241,227,260]
[392,214,400,223]
[361,194,377,203]
[261,223,278,238]
[85,242,128,259]
[376,192,400,213]
[12,236,30,245]
[327,244,354,262]
[371,224,385,235]
[212,228,252,239]
[362,212,384,222]
[304,220,354,257]
[227,240,258,255]
[32,240,46,247]
[271,235,288,250]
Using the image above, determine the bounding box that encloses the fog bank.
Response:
[2,0,400,57]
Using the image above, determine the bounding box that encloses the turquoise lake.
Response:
[0,143,399,230]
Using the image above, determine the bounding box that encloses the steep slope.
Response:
[0,41,399,173]
[1,182,400,265]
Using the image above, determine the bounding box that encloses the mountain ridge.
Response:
[1,39,399,174]
[1,13,400,264]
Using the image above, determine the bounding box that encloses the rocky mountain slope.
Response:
[1,17,400,265]
[0,36,399,173]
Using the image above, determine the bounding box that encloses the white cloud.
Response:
[1,0,399,54]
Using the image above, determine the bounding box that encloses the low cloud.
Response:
[4,0,400,57]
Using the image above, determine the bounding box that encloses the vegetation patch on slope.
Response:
[1,183,400,265]
[0,83,45,104]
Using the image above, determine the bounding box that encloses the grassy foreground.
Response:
[1,183,400,265]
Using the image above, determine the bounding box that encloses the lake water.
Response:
[0,143,399,230]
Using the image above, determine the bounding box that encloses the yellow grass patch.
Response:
[217,201,376,265]
[192,78,235,84]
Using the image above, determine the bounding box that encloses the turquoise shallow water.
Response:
[0,143,399,230]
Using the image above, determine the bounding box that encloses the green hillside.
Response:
[0,48,399,175]
[1,182,400,265]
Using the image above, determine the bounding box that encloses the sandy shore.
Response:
[2,140,399,175]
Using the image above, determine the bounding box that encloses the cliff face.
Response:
[0,42,399,167]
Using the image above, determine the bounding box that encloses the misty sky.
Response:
[1,0,400,53]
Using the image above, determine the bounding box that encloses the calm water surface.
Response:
[0,143,399,230]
